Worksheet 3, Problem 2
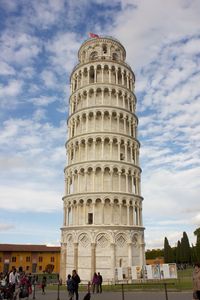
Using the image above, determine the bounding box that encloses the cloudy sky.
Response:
[0,0,200,250]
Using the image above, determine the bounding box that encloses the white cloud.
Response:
[111,0,200,69]
[0,80,23,98]
[46,32,81,74]
[0,62,16,75]
[0,185,61,212]
[30,96,57,107]
[41,70,58,88]
[0,223,15,231]
[0,31,41,66]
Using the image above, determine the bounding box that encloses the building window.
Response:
[112,53,118,61]
[0,257,2,262]
[120,153,125,161]
[50,257,55,263]
[89,51,98,61]
[38,256,43,262]
[26,266,30,271]
[12,257,16,262]
[88,213,93,224]
[102,44,107,54]
[26,256,31,262]
[39,266,42,271]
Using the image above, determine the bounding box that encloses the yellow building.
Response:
[0,244,60,274]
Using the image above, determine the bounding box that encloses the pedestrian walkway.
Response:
[32,289,191,300]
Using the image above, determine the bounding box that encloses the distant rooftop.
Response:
[0,244,60,252]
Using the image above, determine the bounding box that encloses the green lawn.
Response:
[44,268,193,292]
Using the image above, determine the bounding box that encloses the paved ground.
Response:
[31,289,192,300]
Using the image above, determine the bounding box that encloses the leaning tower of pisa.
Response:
[60,36,145,282]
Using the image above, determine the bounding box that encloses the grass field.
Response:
[45,268,194,293]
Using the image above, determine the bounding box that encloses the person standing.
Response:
[72,270,80,300]
[9,268,19,295]
[41,275,47,295]
[97,272,103,293]
[66,274,74,300]
[193,263,200,300]
[92,272,99,293]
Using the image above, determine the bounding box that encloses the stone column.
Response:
[60,242,67,282]
[87,67,90,84]
[127,204,130,225]
[122,71,124,86]
[122,93,125,108]
[91,243,96,278]
[84,201,86,225]
[101,138,104,159]
[101,88,104,104]
[110,170,113,190]
[117,141,121,161]
[109,139,113,158]
[102,169,104,191]
[94,66,97,83]
[125,172,128,193]
[116,91,119,106]
[117,113,120,132]
[77,171,80,193]
[64,204,67,226]
[111,202,114,224]
[93,141,96,160]
[101,113,104,131]
[118,171,121,191]
[108,112,111,130]
[119,202,122,224]
[116,70,118,84]
[109,67,111,83]
[101,65,104,83]
[128,243,132,267]
[92,202,95,224]
[86,91,89,107]
[92,169,95,191]
[85,141,88,161]
[124,117,127,134]
[133,203,135,225]
[125,142,128,161]
[110,243,116,283]
[74,243,78,271]
[102,201,104,224]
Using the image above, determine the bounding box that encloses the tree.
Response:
[146,248,164,259]
[180,231,191,263]
[164,237,174,263]
[191,244,198,264]
[194,227,200,262]
[176,240,181,264]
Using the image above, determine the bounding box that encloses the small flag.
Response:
[89,32,100,38]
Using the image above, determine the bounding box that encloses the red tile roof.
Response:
[0,244,60,252]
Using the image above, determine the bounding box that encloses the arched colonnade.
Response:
[68,109,137,139]
[71,63,134,94]
[67,135,139,165]
[70,86,136,114]
[64,164,141,196]
[63,195,143,227]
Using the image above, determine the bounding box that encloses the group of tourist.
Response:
[0,267,32,299]
[91,272,103,293]
[66,270,103,300]
[66,269,81,300]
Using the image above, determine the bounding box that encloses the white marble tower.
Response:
[60,36,145,283]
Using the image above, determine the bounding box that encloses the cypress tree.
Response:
[164,237,174,263]
[180,232,191,263]
[191,244,198,264]
[176,240,181,264]
[194,227,200,262]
